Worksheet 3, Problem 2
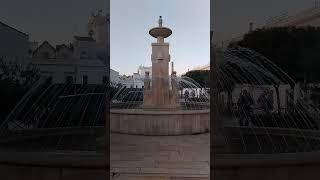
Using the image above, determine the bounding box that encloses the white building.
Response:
[115,65,151,88]
[110,69,120,83]
[28,41,39,53]
[31,36,109,84]
[29,11,111,85]
[137,65,152,76]
[0,12,114,85]
[0,21,29,65]
[190,64,210,71]
[88,10,108,45]
[72,36,106,61]
[118,73,144,88]
[88,10,109,66]
[32,58,109,85]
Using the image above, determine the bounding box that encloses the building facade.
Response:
[110,69,120,83]
[190,64,210,71]
[31,37,109,84]
[137,65,152,76]
[118,73,144,88]
[28,10,112,85]
[0,21,29,65]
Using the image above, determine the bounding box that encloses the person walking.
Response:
[237,90,254,126]
[184,90,189,102]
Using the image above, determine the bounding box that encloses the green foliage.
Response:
[183,70,210,87]
[231,26,320,82]
[0,57,40,122]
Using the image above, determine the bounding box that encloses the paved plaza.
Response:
[110,133,210,179]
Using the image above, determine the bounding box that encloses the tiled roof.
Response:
[32,41,55,55]
[56,44,73,52]
[74,36,95,42]
[0,21,28,36]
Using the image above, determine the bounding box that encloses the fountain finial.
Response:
[158,16,163,27]
[149,16,172,39]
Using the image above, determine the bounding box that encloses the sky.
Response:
[0,0,106,45]
[212,0,317,44]
[110,0,210,75]
[0,0,317,74]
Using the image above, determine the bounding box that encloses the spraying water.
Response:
[216,47,320,154]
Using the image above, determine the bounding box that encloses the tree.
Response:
[0,57,40,123]
[231,26,320,83]
[183,70,210,88]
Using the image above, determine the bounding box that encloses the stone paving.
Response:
[110,133,210,179]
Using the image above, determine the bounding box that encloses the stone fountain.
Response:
[110,17,210,135]
[143,16,180,111]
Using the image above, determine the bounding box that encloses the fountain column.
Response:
[143,16,179,110]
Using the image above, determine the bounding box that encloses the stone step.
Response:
[110,167,209,177]
[110,174,210,180]
[110,160,209,169]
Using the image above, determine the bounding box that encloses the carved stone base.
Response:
[142,104,180,111]
[110,109,210,135]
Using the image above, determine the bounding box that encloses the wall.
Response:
[214,164,320,180]
[0,165,108,180]
[214,151,320,180]
[110,69,120,83]
[32,58,108,84]
[0,22,29,65]
[110,109,210,135]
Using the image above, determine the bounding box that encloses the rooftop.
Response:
[74,36,95,42]
[0,21,28,37]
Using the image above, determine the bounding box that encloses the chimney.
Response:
[171,61,174,74]
[249,22,253,33]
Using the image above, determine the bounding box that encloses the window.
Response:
[102,76,109,84]
[66,76,73,84]
[83,75,88,85]
[47,76,53,84]
[80,51,87,59]
[43,52,50,59]
[62,53,68,59]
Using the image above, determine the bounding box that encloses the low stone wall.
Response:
[0,164,108,180]
[0,151,108,180]
[110,109,210,135]
[213,151,320,180]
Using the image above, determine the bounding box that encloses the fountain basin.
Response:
[149,27,172,38]
[110,109,210,135]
